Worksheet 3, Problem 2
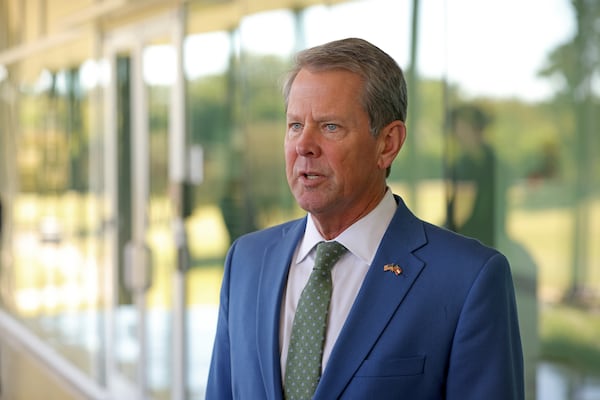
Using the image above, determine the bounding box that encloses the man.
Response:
[207,38,524,399]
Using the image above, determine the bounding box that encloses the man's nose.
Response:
[295,125,321,157]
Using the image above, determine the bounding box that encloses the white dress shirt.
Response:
[280,189,398,377]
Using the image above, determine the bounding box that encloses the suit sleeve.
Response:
[205,246,234,400]
[446,253,524,400]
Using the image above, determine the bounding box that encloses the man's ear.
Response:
[377,120,407,171]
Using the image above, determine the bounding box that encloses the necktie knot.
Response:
[313,241,347,272]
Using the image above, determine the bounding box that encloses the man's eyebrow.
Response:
[286,113,344,122]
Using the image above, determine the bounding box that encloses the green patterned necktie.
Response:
[284,241,348,400]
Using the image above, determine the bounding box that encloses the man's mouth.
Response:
[304,174,320,180]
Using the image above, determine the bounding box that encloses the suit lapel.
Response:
[256,218,306,399]
[315,198,428,399]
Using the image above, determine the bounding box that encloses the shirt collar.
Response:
[295,189,397,265]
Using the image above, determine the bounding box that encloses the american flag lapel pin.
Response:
[383,264,403,276]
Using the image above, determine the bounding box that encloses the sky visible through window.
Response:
[166,0,575,102]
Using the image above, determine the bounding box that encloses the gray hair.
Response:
[283,37,408,137]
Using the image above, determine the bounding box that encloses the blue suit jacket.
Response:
[207,196,524,399]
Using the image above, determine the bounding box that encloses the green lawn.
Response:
[8,187,600,378]
[540,303,600,374]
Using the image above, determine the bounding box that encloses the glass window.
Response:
[1,48,106,384]
[0,1,598,399]
[184,1,600,398]
[432,1,599,398]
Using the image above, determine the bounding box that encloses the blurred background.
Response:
[0,0,598,399]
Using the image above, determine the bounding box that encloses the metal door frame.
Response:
[103,7,187,399]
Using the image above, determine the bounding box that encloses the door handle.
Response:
[124,241,153,293]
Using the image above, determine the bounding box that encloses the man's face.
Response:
[284,68,389,226]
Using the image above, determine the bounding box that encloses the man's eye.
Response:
[290,123,302,130]
[325,124,338,132]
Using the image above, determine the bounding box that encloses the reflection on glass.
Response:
[6,61,106,384]
[438,2,600,398]
[445,104,539,398]
[0,1,598,400]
